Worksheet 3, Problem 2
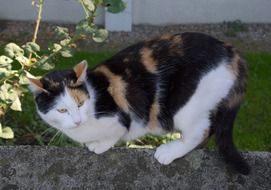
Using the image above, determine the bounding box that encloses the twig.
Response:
[28,0,44,61]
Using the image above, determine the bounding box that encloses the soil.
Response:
[0,20,271,52]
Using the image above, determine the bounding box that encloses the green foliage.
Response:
[125,133,181,149]
[0,123,14,139]
[103,0,126,13]
[223,20,248,37]
[0,0,125,139]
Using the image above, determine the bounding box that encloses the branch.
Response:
[28,0,44,61]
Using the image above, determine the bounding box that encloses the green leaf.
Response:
[0,55,13,69]
[4,43,24,58]
[0,83,12,101]
[60,49,73,58]
[15,55,29,64]
[93,0,103,5]
[36,56,55,70]
[52,43,62,52]
[39,62,55,70]
[92,28,108,42]
[0,68,12,78]
[0,124,14,139]
[55,26,69,38]
[76,19,94,34]
[23,42,40,54]
[82,0,95,12]
[103,0,126,13]
[19,75,29,85]
[10,95,22,111]
[0,83,20,108]
[60,38,71,46]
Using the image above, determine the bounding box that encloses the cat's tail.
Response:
[213,53,250,175]
[214,104,250,175]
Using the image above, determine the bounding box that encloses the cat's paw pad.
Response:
[154,144,176,165]
[87,142,111,154]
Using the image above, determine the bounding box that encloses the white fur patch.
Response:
[155,62,235,165]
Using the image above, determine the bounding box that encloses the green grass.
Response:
[1,51,270,151]
[233,52,271,151]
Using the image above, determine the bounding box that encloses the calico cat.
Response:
[28,32,250,175]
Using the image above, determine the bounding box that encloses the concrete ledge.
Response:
[0,146,270,189]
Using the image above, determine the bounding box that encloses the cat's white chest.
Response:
[62,116,122,144]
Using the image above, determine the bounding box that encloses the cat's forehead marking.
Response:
[95,65,129,112]
[43,77,60,88]
[148,96,160,129]
[140,47,157,74]
[49,81,60,88]
[66,87,89,105]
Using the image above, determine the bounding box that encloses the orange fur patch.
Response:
[140,47,157,73]
[172,35,182,44]
[228,93,244,108]
[160,34,172,40]
[67,88,89,106]
[148,97,160,129]
[170,35,184,56]
[225,47,247,108]
[227,53,241,77]
[95,65,129,112]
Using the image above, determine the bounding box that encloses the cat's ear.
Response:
[73,60,88,84]
[27,77,48,95]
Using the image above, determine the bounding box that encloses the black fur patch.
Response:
[84,32,234,130]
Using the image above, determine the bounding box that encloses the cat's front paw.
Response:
[86,142,112,154]
[154,143,177,165]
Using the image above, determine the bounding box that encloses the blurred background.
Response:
[1,0,271,51]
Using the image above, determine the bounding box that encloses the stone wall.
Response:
[0,146,270,189]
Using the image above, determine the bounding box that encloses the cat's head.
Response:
[28,60,94,130]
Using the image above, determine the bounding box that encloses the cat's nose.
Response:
[74,121,81,126]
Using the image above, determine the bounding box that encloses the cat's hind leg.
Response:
[154,118,210,165]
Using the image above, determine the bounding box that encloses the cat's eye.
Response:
[78,101,84,108]
[57,108,68,113]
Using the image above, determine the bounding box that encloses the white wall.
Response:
[0,0,104,24]
[133,0,271,24]
[0,0,270,25]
